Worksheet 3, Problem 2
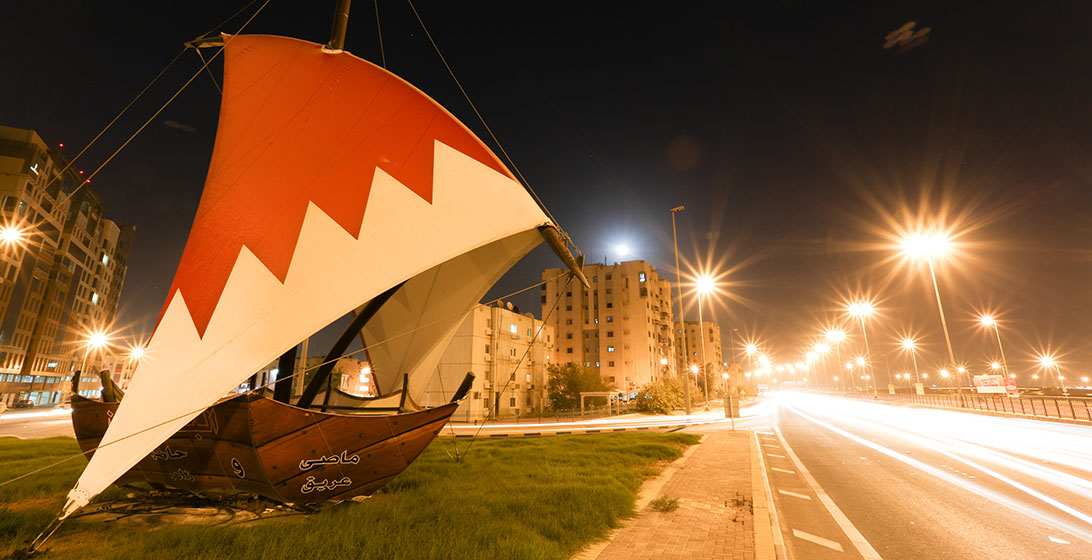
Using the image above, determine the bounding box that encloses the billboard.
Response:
[973,374,1006,394]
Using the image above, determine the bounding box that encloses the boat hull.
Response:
[71,393,457,503]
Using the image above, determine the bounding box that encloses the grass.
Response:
[649,496,679,513]
[1,432,698,559]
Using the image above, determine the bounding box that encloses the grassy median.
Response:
[1,432,698,559]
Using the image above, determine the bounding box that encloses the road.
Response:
[0,407,74,439]
[749,393,1092,559]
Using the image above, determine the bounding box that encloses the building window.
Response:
[527,328,533,337]
[566,291,572,297]
[639,273,646,282]
[566,333,573,339]
[566,305,572,311]
[566,319,573,325]
[567,348,573,354]
[608,361,615,367]
[510,398,517,407]
[510,324,517,334]
[510,348,516,356]
[607,346,615,352]
[607,331,614,337]
[606,274,612,280]
[485,345,490,353]
[606,316,613,323]
[606,302,613,308]
[595,361,600,367]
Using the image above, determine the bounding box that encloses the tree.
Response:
[546,363,612,411]
[634,377,700,414]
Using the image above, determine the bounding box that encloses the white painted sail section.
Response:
[62,140,549,517]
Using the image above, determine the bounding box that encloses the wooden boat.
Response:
[71,393,460,503]
[58,0,588,519]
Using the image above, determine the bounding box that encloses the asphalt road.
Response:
[0,408,74,439]
[757,393,1092,560]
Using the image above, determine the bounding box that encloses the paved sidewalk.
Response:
[574,430,776,560]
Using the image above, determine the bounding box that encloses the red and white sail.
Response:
[63,34,556,516]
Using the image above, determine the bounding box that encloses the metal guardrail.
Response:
[847,391,1092,422]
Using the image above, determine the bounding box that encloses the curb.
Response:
[439,420,725,439]
[750,431,781,560]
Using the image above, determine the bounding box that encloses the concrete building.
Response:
[423,301,554,422]
[541,260,675,393]
[675,320,724,388]
[0,125,134,407]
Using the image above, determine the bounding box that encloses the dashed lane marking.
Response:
[775,425,883,559]
[1048,536,1070,544]
[771,467,795,474]
[767,453,786,458]
[764,444,781,449]
[778,489,811,500]
[792,529,845,552]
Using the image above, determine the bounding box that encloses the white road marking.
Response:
[775,426,883,559]
[1048,536,1070,544]
[767,453,787,458]
[793,529,845,552]
[764,444,781,449]
[778,489,812,500]
[771,467,796,474]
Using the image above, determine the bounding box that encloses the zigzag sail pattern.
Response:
[63,34,551,517]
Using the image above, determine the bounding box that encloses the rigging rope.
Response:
[374,0,387,68]
[457,273,574,458]
[55,0,273,208]
[404,0,575,252]
[0,274,564,491]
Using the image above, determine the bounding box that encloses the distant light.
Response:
[86,331,109,349]
[901,338,916,351]
[615,244,631,257]
[833,376,839,381]
[695,274,715,294]
[1038,355,1057,369]
[689,364,698,373]
[847,301,874,318]
[990,362,1001,371]
[745,343,758,355]
[855,356,866,367]
[901,233,951,259]
[129,346,145,359]
[361,366,372,375]
[922,373,929,379]
[979,315,996,327]
[940,369,950,378]
[660,358,668,365]
[845,362,853,370]
[0,225,25,247]
[826,329,847,343]
[1009,374,1016,379]
[956,366,966,374]
[814,343,830,354]
[721,373,729,379]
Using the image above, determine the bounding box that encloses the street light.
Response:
[846,301,877,396]
[900,337,922,389]
[695,273,715,410]
[900,232,963,396]
[978,314,1011,379]
[669,205,691,415]
[1037,354,1066,396]
[826,328,848,391]
[0,224,26,248]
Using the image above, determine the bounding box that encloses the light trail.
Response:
[0,408,72,422]
[778,393,1092,544]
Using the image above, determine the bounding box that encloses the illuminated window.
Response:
[510,324,517,334]
[91,292,99,304]
[639,273,646,282]
[607,346,615,352]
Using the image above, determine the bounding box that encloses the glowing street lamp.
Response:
[846,302,876,395]
[669,205,690,415]
[0,224,27,248]
[694,273,716,411]
[80,330,111,375]
[978,314,1011,379]
[900,337,921,386]
[900,231,962,395]
[1037,354,1066,396]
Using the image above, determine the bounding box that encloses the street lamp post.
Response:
[901,338,922,394]
[696,274,714,411]
[847,302,876,397]
[1038,355,1067,396]
[901,234,963,398]
[979,315,1010,378]
[669,205,691,415]
[826,329,847,392]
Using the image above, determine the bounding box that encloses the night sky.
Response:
[3,1,1091,378]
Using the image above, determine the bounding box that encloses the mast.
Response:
[325,0,352,51]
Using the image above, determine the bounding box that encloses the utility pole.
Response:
[670,206,690,415]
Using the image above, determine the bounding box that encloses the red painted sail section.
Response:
[162,35,515,337]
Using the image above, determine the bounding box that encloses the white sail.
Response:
[63,34,556,517]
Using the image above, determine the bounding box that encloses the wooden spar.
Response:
[273,346,296,403]
[297,281,404,409]
[325,0,353,51]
